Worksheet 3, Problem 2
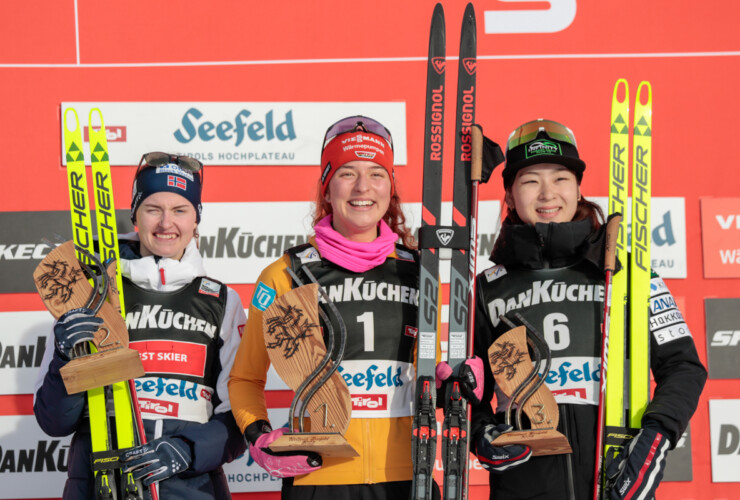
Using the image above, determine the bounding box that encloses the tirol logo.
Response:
[139,397,179,417]
[525,139,561,158]
[351,394,387,411]
[436,228,454,246]
[173,108,296,147]
[84,125,127,142]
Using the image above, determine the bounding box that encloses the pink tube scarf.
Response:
[313,215,398,272]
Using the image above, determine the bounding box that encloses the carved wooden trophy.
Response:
[487,313,572,456]
[33,240,144,394]
[262,267,357,458]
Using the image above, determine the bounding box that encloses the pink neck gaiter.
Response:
[314,215,398,272]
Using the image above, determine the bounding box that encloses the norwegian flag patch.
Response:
[167,175,187,191]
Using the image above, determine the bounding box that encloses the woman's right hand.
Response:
[53,308,102,360]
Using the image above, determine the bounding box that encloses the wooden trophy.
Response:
[487,324,572,456]
[33,241,144,394]
[262,283,357,458]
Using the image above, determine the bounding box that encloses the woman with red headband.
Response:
[229,116,440,499]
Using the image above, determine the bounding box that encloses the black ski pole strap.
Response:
[418,225,469,250]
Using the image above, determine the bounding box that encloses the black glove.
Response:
[476,423,532,473]
[435,357,484,406]
[606,422,671,500]
[53,308,102,360]
[120,436,193,487]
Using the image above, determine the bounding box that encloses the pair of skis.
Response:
[412,4,481,500]
[62,108,155,500]
[593,80,653,499]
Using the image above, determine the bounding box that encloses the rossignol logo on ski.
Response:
[525,139,561,158]
[462,58,476,75]
[432,57,445,74]
[436,228,455,246]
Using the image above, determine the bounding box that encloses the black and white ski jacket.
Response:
[34,234,247,500]
[471,219,706,500]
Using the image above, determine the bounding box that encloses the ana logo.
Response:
[526,140,561,158]
[436,228,455,246]
[252,282,277,311]
[167,175,187,191]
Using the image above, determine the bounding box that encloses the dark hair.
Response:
[311,180,416,249]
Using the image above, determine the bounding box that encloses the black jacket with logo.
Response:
[471,219,706,500]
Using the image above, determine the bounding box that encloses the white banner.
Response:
[0,415,71,498]
[0,311,53,395]
[60,102,407,166]
[709,399,740,482]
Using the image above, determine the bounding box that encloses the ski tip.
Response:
[63,107,80,134]
[89,108,105,129]
[612,79,629,104]
[637,81,652,107]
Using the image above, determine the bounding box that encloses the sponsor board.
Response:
[0,311,53,395]
[0,415,71,497]
[704,298,740,379]
[709,399,740,482]
[593,197,687,279]
[700,197,740,278]
[61,102,407,166]
[663,425,693,482]
[0,210,134,293]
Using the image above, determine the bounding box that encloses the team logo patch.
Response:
[404,325,418,338]
[199,278,221,297]
[156,164,194,181]
[321,162,332,184]
[355,151,377,160]
[252,282,277,311]
[396,248,415,262]
[484,265,507,282]
[139,397,179,417]
[296,246,321,264]
[167,175,187,191]
[525,139,561,158]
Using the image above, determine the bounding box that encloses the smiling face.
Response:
[135,191,198,259]
[324,160,392,242]
[506,163,581,225]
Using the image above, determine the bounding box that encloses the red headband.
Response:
[320,131,394,196]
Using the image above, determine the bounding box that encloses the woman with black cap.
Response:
[469,119,706,500]
[229,115,455,500]
[34,153,247,499]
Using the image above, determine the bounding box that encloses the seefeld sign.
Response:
[60,102,407,166]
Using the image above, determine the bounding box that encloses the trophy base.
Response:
[492,429,572,456]
[60,348,145,394]
[269,432,359,458]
